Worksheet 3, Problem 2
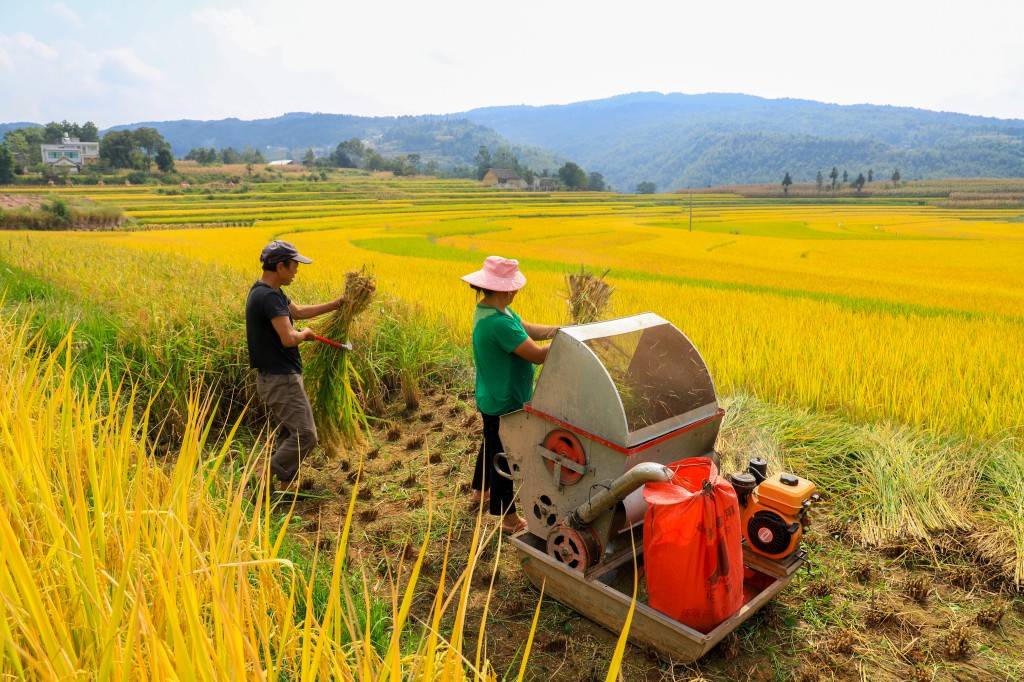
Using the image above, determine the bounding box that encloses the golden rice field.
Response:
[3,175,1024,680]
[4,176,1022,440]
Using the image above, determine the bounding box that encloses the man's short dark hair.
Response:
[263,260,290,272]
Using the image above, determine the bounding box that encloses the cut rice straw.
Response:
[306,267,376,452]
[566,266,613,325]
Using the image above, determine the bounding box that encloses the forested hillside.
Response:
[465,92,1024,190]
[104,114,560,173]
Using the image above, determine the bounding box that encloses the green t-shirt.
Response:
[472,304,534,416]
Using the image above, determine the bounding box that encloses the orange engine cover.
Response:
[741,473,817,560]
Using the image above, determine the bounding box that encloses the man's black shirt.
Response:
[246,281,302,374]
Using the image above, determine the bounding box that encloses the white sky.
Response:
[1,0,1022,126]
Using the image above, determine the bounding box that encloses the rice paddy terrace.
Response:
[1,174,1022,680]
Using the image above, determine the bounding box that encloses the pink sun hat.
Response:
[461,256,527,292]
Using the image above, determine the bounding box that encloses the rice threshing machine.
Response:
[500,313,817,661]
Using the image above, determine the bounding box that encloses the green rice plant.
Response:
[305,268,376,452]
[353,298,466,412]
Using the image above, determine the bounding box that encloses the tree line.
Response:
[472,145,610,191]
[781,167,903,194]
[185,147,267,165]
[0,120,178,181]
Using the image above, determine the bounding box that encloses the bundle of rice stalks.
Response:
[306,268,376,452]
[565,266,612,325]
[974,438,1024,585]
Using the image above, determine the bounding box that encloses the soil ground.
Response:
[278,388,1024,681]
[0,193,45,209]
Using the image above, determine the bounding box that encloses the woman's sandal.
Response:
[501,516,527,535]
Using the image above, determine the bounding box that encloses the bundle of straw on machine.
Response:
[566,266,613,325]
[500,313,819,661]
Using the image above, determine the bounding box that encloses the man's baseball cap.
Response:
[260,240,313,266]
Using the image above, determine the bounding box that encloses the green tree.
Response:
[782,172,793,194]
[473,145,492,180]
[816,170,824,192]
[241,147,266,164]
[130,149,151,172]
[303,148,316,167]
[80,122,99,142]
[132,128,165,162]
[330,142,355,168]
[3,127,46,167]
[841,169,848,185]
[636,181,656,194]
[43,121,67,143]
[852,173,866,192]
[558,162,587,190]
[867,169,873,183]
[0,145,14,184]
[829,167,838,190]
[155,146,175,173]
[99,130,137,169]
[220,147,242,164]
[340,138,366,164]
[891,168,901,185]
[587,172,606,192]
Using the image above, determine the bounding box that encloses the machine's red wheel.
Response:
[546,525,601,570]
[542,430,587,485]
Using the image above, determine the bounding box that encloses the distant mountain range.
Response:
[464,93,1024,190]
[6,93,1024,190]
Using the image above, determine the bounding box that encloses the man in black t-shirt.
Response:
[246,240,342,489]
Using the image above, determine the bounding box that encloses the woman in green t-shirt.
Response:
[461,256,558,534]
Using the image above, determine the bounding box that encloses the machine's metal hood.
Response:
[528,313,719,448]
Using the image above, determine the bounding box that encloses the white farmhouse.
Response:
[40,135,100,173]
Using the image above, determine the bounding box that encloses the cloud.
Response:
[0,33,59,61]
[191,7,272,54]
[99,48,162,85]
[0,46,12,72]
[48,2,84,29]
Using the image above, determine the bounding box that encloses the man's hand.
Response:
[333,296,345,311]
[299,328,317,342]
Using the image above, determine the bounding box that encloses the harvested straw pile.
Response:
[566,266,613,325]
[306,268,376,452]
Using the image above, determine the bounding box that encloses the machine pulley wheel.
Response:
[542,430,587,486]
[546,524,601,571]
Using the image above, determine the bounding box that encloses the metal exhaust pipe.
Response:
[567,462,673,528]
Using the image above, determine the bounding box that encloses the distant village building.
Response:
[481,168,527,190]
[267,159,296,166]
[40,135,99,173]
[532,176,561,192]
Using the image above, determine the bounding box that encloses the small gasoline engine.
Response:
[729,458,819,560]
